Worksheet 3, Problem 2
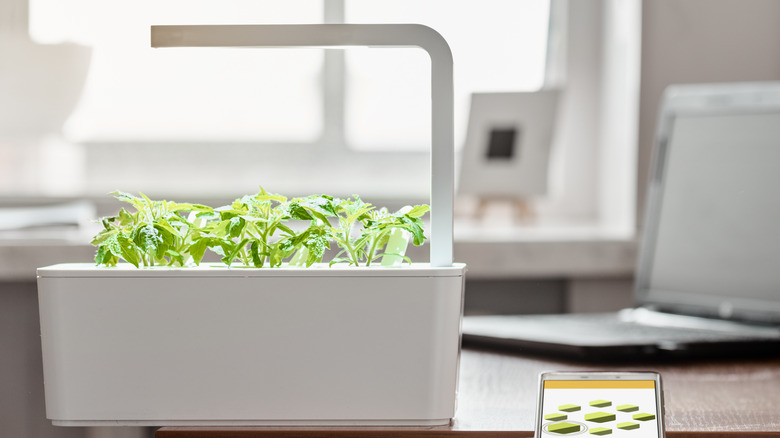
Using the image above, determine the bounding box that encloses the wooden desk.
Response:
[155,348,780,438]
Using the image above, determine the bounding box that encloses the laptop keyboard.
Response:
[561,313,767,342]
[523,310,780,344]
[463,310,780,348]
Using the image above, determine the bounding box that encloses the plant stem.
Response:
[259,229,269,267]
[343,228,360,266]
[365,232,381,268]
[239,228,249,266]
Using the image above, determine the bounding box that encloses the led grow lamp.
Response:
[151,24,455,267]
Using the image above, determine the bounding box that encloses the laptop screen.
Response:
[637,83,780,323]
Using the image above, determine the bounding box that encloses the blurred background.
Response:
[2,0,780,437]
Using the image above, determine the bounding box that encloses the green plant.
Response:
[91,191,212,267]
[190,188,295,268]
[329,198,429,267]
[91,189,429,268]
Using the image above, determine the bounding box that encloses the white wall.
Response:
[637,0,780,226]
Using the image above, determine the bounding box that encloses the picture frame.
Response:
[458,90,560,199]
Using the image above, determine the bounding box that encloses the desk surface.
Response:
[156,348,780,437]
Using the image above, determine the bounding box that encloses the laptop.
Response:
[462,81,780,360]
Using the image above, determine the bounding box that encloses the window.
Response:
[30,0,641,241]
[20,0,643,282]
[30,0,550,159]
[344,0,550,150]
[30,1,325,143]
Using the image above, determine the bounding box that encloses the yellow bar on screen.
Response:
[544,380,655,389]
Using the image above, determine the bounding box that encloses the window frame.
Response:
[80,0,557,201]
[80,0,641,242]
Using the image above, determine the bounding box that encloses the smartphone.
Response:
[535,371,665,438]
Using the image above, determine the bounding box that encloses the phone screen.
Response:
[539,378,661,437]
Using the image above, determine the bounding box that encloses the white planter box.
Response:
[37,263,466,426]
[37,23,466,427]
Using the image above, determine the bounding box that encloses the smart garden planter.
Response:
[37,263,465,426]
[37,24,466,427]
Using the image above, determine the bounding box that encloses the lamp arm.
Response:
[151,24,454,267]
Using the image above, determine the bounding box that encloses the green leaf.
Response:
[95,245,119,267]
[118,208,135,226]
[402,217,426,246]
[133,224,162,254]
[209,241,227,258]
[269,239,295,267]
[91,229,118,246]
[296,194,337,220]
[139,192,154,208]
[275,222,296,236]
[209,219,231,237]
[165,249,184,266]
[250,241,264,268]
[253,187,287,203]
[110,191,146,212]
[100,216,116,231]
[221,238,249,266]
[341,197,374,224]
[154,224,175,259]
[287,201,313,221]
[228,216,246,239]
[405,204,430,218]
[95,245,108,265]
[167,202,212,214]
[116,233,140,268]
[189,238,209,266]
[196,211,218,219]
[155,219,181,242]
[305,234,329,266]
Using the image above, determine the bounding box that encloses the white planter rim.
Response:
[38,262,467,278]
